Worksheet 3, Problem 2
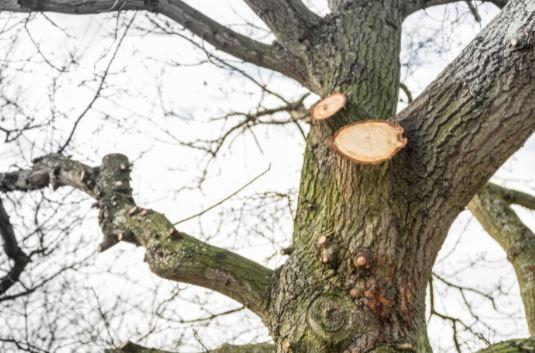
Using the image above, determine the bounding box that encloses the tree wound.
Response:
[352,248,374,272]
[311,92,347,121]
[332,120,407,164]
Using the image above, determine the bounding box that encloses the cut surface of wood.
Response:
[311,92,346,121]
[332,120,407,164]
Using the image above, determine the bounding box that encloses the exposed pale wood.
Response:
[331,120,407,164]
[311,92,347,121]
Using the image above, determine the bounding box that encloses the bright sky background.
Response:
[0,1,534,352]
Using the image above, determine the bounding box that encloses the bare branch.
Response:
[0,198,30,296]
[468,183,535,334]
[241,0,320,47]
[401,0,508,18]
[173,164,270,225]
[465,1,481,23]
[492,184,535,210]
[476,337,535,353]
[0,154,274,321]
[106,341,177,353]
[105,341,274,353]
[58,13,135,153]
[399,82,413,103]
[0,0,309,87]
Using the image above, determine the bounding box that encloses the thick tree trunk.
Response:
[267,1,535,352]
[266,3,433,353]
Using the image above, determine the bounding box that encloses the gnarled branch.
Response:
[0,0,310,88]
[105,341,274,353]
[0,153,274,322]
[468,183,535,334]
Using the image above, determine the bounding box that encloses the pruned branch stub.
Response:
[331,120,407,164]
[311,92,347,121]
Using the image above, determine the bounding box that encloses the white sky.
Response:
[0,1,534,352]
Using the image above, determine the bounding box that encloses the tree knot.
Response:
[306,293,362,343]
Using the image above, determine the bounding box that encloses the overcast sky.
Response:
[1,1,534,352]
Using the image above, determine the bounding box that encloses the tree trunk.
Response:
[267,4,433,353]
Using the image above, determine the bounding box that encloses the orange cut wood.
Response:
[311,92,347,121]
[332,120,407,164]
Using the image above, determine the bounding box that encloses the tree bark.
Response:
[0,199,30,296]
[401,0,508,17]
[104,338,535,353]
[0,0,534,352]
[105,341,275,353]
[269,1,535,352]
[469,184,535,335]
[392,0,535,275]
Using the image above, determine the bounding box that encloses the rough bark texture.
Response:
[269,1,535,353]
[1,0,534,353]
[268,3,423,353]
[469,184,535,335]
[103,338,535,353]
[476,338,535,353]
[392,0,535,277]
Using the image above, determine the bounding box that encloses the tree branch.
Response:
[0,0,310,88]
[241,0,320,49]
[0,198,30,296]
[468,183,535,334]
[401,0,508,18]
[0,153,274,322]
[476,337,534,353]
[393,0,535,249]
[105,341,274,353]
[496,185,535,210]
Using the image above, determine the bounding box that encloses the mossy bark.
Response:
[267,3,433,353]
[469,184,535,335]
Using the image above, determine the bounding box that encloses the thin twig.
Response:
[173,164,271,225]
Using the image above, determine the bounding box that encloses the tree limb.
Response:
[468,183,535,334]
[0,198,30,296]
[476,337,535,353]
[0,153,274,322]
[0,0,310,88]
[393,0,535,251]
[497,185,535,210]
[105,341,274,353]
[241,0,320,49]
[401,0,508,18]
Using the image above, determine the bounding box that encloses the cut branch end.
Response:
[332,120,407,164]
[311,92,347,121]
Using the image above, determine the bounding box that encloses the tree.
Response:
[0,1,534,353]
